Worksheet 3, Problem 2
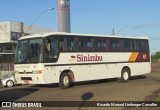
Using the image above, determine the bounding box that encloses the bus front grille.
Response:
[21,77,32,80]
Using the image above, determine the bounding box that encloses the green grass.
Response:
[138,94,160,110]
[155,95,160,101]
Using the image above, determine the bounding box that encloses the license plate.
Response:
[24,80,29,84]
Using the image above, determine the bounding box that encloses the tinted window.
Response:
[95,38,109,51]
[130,39,149,52]
[141,40,149,52]
[123,39,131,51]
[54,35,149,52]
[78,37,93,52]
[110,38,121,51]
[44,37,59,62]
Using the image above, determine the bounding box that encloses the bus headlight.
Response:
[32,71,38,74]
[32,70,43,74]
[38,70,42,74]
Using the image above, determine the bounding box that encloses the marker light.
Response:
[38,70,42,74]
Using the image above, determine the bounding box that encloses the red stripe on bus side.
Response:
[135,52,150,62]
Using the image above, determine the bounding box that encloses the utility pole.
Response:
[20,22,24,37]
[112,28,115,35]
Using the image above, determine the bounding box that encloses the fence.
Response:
[0,63,14,80]
[0,63,14,71]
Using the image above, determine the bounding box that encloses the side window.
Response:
[79,37,86,52]
[131,40,137,51]
[91,38,96,51]
[131,39,143,52]
[110,38,120,51]
[119,39,123,51]
[67,36,73,51]
[136,40,142,51]
[67,36,80,52]
[105,39,109,51]
[69,36,96,52]
[141,40,149,52]
[86,37,94,51]
[50,37,58,55]
[72,37,80,51]
[79,37,93,52]
[123,39,131,51]
[44,37,58,62]
[95,38,107,52]
[59,37,68,52]
[45,39,51,55]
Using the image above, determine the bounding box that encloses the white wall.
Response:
[0,22,11,43]
[0,22,53,43]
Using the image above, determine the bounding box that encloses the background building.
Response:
[0,21,53,52]
[0,22,53,72]
[0,22,53,43]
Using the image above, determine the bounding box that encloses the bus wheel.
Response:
[120,69,130,83]
[59,73,71,89]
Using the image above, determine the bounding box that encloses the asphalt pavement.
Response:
[0,63,159,110]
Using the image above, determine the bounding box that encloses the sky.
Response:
[0,0,160,53]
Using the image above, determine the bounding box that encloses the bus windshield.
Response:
[15,38,43,63]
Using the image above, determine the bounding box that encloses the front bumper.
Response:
[15,74,45,84]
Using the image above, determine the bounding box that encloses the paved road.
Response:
[0,64,159,110]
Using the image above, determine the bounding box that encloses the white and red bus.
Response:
[14,32,151,89]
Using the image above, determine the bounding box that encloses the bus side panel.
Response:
[70,63,151,82]
[128,62,151,76]
[44,66,59,84]
[50,52,151,82]
[55,64,121,82]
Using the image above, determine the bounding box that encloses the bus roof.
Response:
[19,32,149,40]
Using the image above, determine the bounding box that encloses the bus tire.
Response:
[59,72,71,89]
[120,69,130,83]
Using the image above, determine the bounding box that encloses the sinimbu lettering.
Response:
[77,54,103,62]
